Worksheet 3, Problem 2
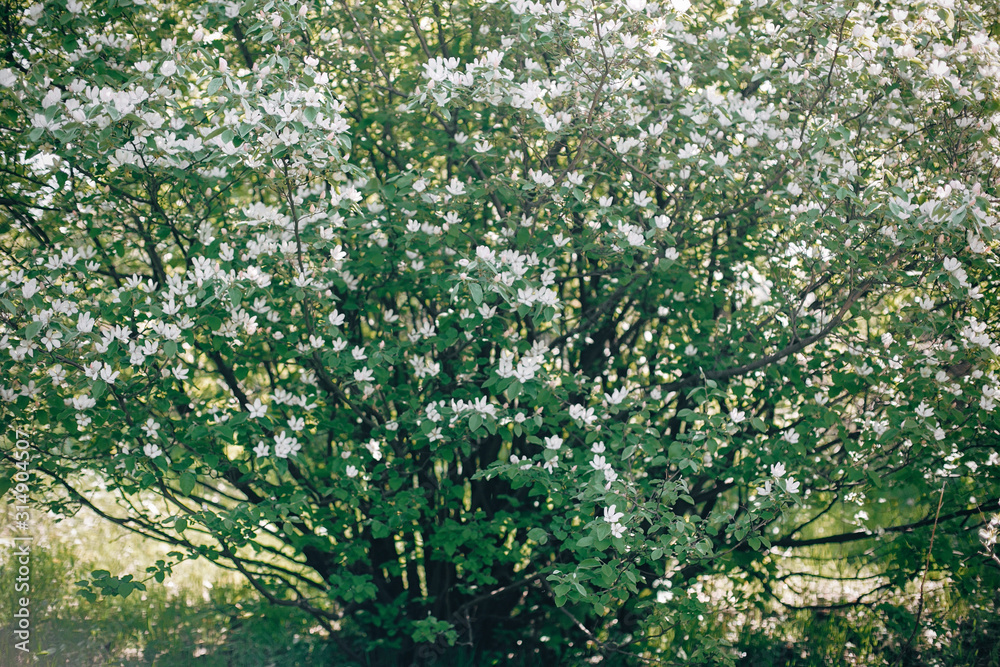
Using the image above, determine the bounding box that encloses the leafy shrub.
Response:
[1,0,999,662]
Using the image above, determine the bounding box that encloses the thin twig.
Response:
[899,480,946,663]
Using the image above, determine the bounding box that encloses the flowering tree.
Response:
[2,0,1000,661]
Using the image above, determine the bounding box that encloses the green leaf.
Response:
[371,520,390,539]
[505,380,522,400]
[470,282,483,304]
[595,522,611,541]
[527,527,548,544]
[179,472,196,496]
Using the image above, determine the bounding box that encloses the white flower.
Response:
[915,402,933,418]
[968,233,987,254]
[253,442,270,458]
[784,477,800,494]
[142,418,160,438]
[160,60,177,77]
[83,361,102,380]
[40,329,62,351]
[770,462,786,478]
[678,143,700,160]
[782,429,799,444]
[274,431,301,458]
[529,169,555,188]
[476,245,496,264]
[472,396,496,418]
[143,442,163,458]
[605,387,628,405]
[0,69,16,87]
[624,0,646,12]
[99,363,120,384]
[41,88,62,108]
[346,464,359,478]
[758,480,773,496]
[328,309,346,326]
[48,364,67,386]
[22,278,40,299]
[445,177,466,196]
[248,398,267,419]
[171,365,189,381]
[926,59,949,78]
[543,434,563,450]
[77,312,96,333]
[72,394,96,410]
[603,505,625,524]
[730,409,746,424]
[569,404,596,424]
[354,367,374,383]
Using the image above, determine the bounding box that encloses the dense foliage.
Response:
[2,0,1000,662]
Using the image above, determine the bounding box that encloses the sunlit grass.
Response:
[0,497,335,666]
